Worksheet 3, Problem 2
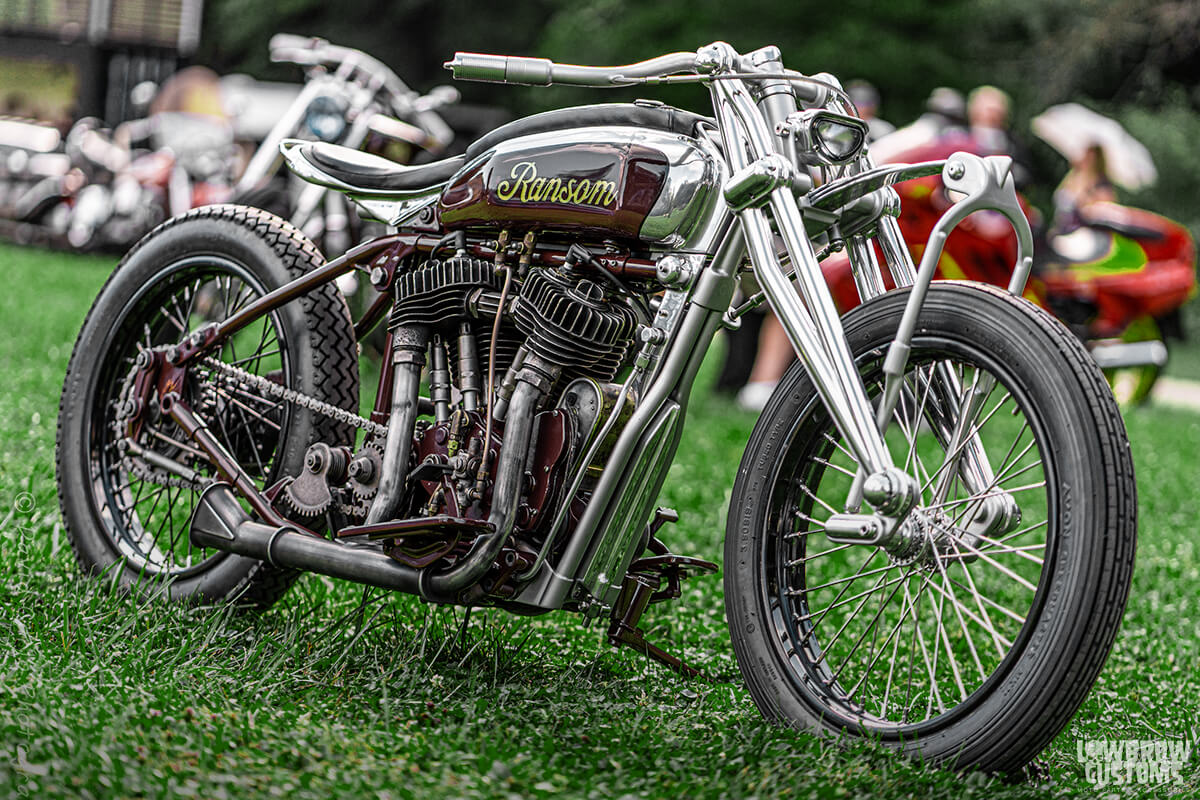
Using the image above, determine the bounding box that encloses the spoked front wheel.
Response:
[725,282,1136,775]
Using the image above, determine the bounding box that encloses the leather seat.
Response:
[464,102,713,160]
[288,102,710,194]
[301,141,466,192]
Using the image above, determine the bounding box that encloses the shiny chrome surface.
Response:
[640,128,728,250]
[442,125,726,249]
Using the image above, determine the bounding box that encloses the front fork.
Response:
[712,74,1034,553]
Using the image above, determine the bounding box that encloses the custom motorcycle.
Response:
[820,133,1196,404]
[57,43,1136,776]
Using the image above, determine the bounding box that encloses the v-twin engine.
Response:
[323,248,641,602]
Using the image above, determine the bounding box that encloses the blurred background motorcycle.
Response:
[823,101,1196,406]
[229,34,463,257]
[0,35,471,259]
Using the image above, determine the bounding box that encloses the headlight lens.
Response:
[792,110,869,166]
[304,95,348,143]
[813,118,865,162]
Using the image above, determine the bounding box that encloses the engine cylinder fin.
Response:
[513,269,637,381]
[389,255,501,330]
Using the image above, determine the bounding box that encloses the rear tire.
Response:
[56,205,359,607]
[725,282,1136,774]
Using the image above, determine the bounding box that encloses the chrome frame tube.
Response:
[519,229,744,609]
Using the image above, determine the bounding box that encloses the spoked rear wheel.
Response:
[725,283,1136,775]
[56,205,358,606]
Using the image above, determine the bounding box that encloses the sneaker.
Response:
[736,380,777,412]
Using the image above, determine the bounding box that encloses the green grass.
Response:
[1,241,1198,798]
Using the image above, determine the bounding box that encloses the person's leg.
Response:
[715,309,765,394]
[737,312,795,411]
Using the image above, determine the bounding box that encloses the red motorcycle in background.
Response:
[822,131,1196,404]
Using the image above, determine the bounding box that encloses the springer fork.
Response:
[705,42,1035,550]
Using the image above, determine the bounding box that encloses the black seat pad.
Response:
[305,142,466,192]
[1084,218,1165,242]
[465,103,712,160]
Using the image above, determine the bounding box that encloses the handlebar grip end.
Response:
[445,53,507,83]
[445,53,553,86]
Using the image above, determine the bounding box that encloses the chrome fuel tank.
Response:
[439,125,726,251]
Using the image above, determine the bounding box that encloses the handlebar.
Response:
[269,33,413,101]
[443,51,699,87]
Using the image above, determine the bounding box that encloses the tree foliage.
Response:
[195,0,1200,223]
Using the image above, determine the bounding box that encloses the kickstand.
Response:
[608,574,704,678]
[606,540,718,679]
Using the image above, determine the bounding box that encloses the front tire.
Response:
[725,282,1136,774]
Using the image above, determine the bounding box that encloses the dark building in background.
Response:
[0,0,203,125]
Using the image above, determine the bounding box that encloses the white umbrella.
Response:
[1031,102,1157,190]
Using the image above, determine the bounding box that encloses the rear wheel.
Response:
[725,282,1136,774]
[56,204,359,607]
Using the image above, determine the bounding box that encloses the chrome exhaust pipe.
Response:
[1089,339,1168,370]
[366,325,429,525]
[422,369,546,602]
[190,482,422,595]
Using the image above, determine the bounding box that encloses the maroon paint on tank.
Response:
[439,141,670,240]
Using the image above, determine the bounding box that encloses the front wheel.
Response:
[725,282,1136,775]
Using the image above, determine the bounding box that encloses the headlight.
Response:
[304,95,349,143]
[789,110,868,166]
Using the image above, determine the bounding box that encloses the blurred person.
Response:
[149,66,227,119]
[870,86,965,163]
[847,80,894,141]
[967,85,1032,185]
[966,85,1011,154]
[734,313,794,411]
[1052,143,1116,232]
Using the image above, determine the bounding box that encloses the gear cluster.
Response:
[281,438,387,520]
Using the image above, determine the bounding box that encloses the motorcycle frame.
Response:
[175,41,1036,615]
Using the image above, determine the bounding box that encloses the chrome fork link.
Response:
[712,74,917,544]
[714,79,891,478]
[365,324,429,525]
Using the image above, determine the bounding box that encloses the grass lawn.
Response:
[1,241,1198,799]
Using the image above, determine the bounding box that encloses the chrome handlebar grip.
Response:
[443,53,554,85]
[444,51,699,87]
